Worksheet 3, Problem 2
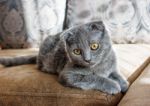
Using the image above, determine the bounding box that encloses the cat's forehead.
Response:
[63,21,105,45]
[65,30,102,46]
[69,26,102,36]
[72,25,103,38]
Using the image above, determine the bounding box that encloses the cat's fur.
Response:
[0,21,129,94]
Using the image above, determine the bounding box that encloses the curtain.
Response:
[66,0,150,44]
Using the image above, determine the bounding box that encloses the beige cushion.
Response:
[114,44,150,82]
[118,63,150,106]
[0,44,150,106]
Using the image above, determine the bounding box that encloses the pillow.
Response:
[65,0,150,44]
[65,0,110,28]
[0,0,30,49]
[0,0,66,48]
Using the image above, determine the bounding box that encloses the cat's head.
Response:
[63,21,112,67]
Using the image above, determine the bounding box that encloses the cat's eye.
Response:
[90,43,99,50]
[73,49,81,55]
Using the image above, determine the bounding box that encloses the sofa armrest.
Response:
[118,64,150,106]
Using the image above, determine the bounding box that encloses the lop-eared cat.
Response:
[0,21,129,94]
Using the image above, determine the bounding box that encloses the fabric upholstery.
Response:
[0,0,29,49]
[65,0,108,28]
[0,65,122,106]
[0,64,4,69]
[0,45,150,106]
[0,0,66,48]
[118,64,150,106]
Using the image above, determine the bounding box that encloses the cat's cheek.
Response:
[91,56,98,63]
[90,61,96,66]
[70,56,82,65]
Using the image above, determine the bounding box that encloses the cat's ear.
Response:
[88,21,104,31]
[62,31,73,62]
[63,31,73,45]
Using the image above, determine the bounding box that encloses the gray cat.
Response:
[0,21,129,94]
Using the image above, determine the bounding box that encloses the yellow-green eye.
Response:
[90,43,99,50]
[73,49,81,55]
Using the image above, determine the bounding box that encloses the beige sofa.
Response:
[0,44,150,106]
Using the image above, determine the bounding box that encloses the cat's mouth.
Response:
[82,61,95,67]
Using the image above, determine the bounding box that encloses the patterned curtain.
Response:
[66,0,150,44]
[0,0,66,49]
[105,0,150,43]
[22,0,66,47]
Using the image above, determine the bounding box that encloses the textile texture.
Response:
[0,0,66,48]
[65,0,150,44]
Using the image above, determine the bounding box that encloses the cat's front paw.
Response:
[102,81,121,95]
[120,80,129,93]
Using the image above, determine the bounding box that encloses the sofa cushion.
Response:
[0,0,30,49]
[65,0,107,28]
[0,44,150,106]
[118,63,150,106]
[114,44,150,83]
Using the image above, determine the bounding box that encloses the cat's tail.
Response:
[0,55,37,67]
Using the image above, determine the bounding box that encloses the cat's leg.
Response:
[109,71,129,93]
[37,56,57,74]
[59,71,121,94]
[41,66,56,74]
[93,75,121,94]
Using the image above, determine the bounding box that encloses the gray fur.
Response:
[38,21,129,94]
[0,21,129,94]
[0,55,36,66]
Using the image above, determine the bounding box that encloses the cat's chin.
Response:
[89,61,100,68]
[89,63,96,68]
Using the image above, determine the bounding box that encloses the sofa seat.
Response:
[0,44,150,106]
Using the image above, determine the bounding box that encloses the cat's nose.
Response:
[85,59,91,63]
[83,51,91,63]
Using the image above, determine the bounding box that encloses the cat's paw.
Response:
[102,81,121,95]
[59,71,80,87]
[120,80,129,93]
